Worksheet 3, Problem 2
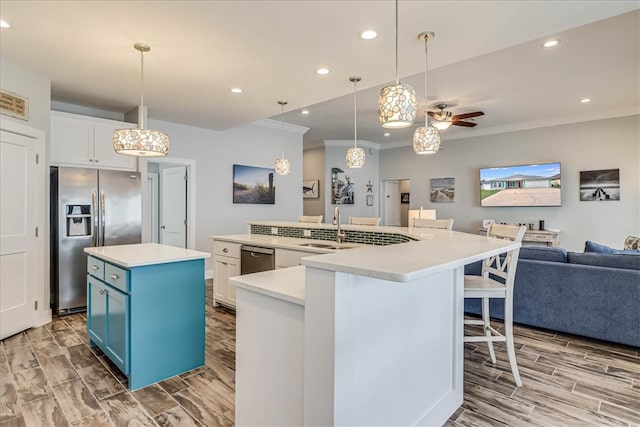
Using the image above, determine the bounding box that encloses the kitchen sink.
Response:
[297,243,356,250]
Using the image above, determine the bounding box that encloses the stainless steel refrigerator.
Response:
[50,167,142,315]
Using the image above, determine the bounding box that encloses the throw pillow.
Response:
[585,240,640,254]
[624,235,640,250]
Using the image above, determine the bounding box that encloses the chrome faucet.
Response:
[333,206,345,244]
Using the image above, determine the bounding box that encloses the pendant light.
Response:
[346,76,365,168]
[274,100,291,175]
[377,0,417,129]
[113,43,169,157]
[413,31,441,155]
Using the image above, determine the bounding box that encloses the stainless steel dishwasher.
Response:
[240,245,275,274]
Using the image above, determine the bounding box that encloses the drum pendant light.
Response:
[113,43,169,157]
[377,0,417,129]
[346,76,365,168]
[274,101,291,176]
[413,32,441,155]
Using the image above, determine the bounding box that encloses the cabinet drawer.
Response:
[213,240,241,258]
[87,256,105,280]
[526,233,550,242]
[104,263,129,293]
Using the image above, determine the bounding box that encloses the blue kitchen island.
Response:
[84,243,210,390]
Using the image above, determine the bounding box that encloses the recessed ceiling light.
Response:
[542,39,560,48]
[230,88,243,93]
[315,68,330,76]
[301,110,309,115]
[384,132,390,137]
[359,30,377,40]
[580,98,591,103]
[0,20,10,29]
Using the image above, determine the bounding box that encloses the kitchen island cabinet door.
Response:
[214,256,239,307]
[87,277,129,374]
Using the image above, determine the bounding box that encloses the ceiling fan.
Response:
[427,104,484,130]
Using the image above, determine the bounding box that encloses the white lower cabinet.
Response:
[276,248,317,269]
[213,240,241,308]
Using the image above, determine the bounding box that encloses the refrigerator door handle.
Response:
[100,191,106,246]
[92,191,98,247]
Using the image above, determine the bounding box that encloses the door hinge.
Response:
[35,226,38,237]
[184,219,187,225]
[184,174,188,181]
[35,153,39,164]
[35,300,38,310]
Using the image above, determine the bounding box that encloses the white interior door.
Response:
[1,130,37,339]
[383,181,401,226]
[160,165,187,248]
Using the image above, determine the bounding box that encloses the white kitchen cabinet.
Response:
[276,248,317,269]
[51,111,137,171]
[213,240,241,308]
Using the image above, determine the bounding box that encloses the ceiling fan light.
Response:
[378,82,417,128]
[113,128,169,157]
[413,125,441,154]
[275,157,291,175]
[432,120,453,131]
[346,147,365,168]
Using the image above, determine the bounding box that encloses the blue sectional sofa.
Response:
[464,245,640,348]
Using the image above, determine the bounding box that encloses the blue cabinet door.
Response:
[105,286,129,374]
[87,277,107,347]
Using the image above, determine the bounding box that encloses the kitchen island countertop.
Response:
[84,243,210,267]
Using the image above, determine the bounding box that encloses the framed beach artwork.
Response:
[233,164,275,204]
[579,169,620,201]
[430,177,455,203]
[303,180,319,199]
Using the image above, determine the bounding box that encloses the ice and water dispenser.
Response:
[66,205,91,236]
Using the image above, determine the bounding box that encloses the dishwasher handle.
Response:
[240,245,275,256]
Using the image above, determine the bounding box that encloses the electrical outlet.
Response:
[271,227,278,235]
[303,229,312,237]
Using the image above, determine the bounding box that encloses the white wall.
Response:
[323,143,380,224]
[303,146,325,217]
[380,115,640,251]
[0,57,52,325]
[148,118,304,269]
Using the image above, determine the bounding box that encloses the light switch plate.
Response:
[303,229,312,237]
[271,227,278,235]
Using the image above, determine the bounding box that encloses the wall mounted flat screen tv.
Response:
[480,162,561,207]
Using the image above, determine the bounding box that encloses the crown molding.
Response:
[324,140,381,150]
[253,118,309,134]
[378,107,639,150]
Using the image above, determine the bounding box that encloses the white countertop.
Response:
[301,230,519,282]
[84,243,210,268]
[211,234,362,253]
[230,266,306,306]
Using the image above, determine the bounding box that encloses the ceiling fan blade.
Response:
[452,121,477,127]
[452,111,484,121]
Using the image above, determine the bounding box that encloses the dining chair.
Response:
[348,216,381,226]
[463,223,526,387]
[412,218,454,230]
[298,215,323,223]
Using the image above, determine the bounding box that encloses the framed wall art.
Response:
[303,180,319,199]
[579,169,620,201]
[233,164,275,204]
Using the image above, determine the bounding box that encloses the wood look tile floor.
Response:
[1,281,638,426]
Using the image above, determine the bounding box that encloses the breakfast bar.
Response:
[231,230,519,426]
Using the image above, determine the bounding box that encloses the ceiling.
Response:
[1,1,638,149]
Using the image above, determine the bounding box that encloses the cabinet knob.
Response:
[221,261,228,265]
[223,248,229,253]
[91,265,100,271]
[99,289,105,295]
[94,159,99,163]
[109,274,119,281]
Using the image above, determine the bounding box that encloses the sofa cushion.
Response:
[585,240,640,254]
[567,252,640,271]
[519,246,567,262]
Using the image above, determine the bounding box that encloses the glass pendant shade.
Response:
[275,156,291,175]
[114,43,170,157]
[432,119,453,131]
[346,147,365,168]
[113,128,169,156]
[413,124,441,154]
[378,83,417,128]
